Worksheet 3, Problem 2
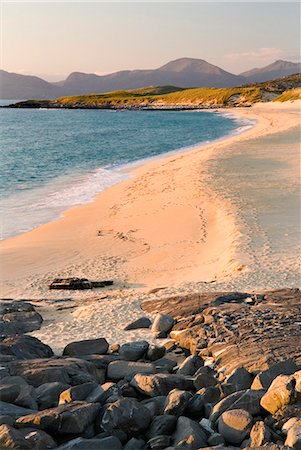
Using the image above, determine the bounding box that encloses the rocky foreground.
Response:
[0,288,300,449]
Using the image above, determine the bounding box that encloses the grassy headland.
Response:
[6,74,301,109]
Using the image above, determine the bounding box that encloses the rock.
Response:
[285,420,301,449]
[0,402,37,420]
[16,401,100,434]
[163,389,192,417]
[218,409,253,444]
[107,360,155,381]
[9,358,104,387]
[227,367,253,391]
[194,367,219,390]
[124,317,152,330]
[101,397,151,436]
[59,382,98,404]
[207,433,225,446]
[86,382,120,403]
[178,355,204,376]
[124,437,145,449]
[20,428,57,449]
[57,436,122,449]
[1,311,43,335]
[140,397,167,419]
[131,373,194,397]
[0,424,31,449]
[252,359,299,390]
[0,335,53,360]
[146,415,177,439]
[185,393,205,418]
[110,344,120,353]
[119,341,149,361]
[172,416,207,448]
[0,384,21,403]
[260,374,298,414]
[36,382,71,409]
[80,354,120,369]
[249,421,272,447]
[210,389,264,422]
[151,314,175,334]
[153,357,177,373]
[146,345,166,362]
[49,278,113,290]
[148,435,171,449]
[63,338,109,356]
[0,416,14,426]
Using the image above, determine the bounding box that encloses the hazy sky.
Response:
[1,1,300,81]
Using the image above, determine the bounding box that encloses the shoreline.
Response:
[1,101,300,295]
[0,101,299,352]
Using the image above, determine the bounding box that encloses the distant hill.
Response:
[0,70,61,100]
[1,58,300,100]
[240,60,301,83]
[8,73,301,110]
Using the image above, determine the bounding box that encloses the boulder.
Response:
[249,421,272,447]
[63,338,109,356]
[16,401,100,434]
[124,437,145,449]
[107,360,155,381]
[119,341,149,361]
[163,389,192,417]
[0,424,31,449]
[260,374,298,414]
[20,428,57,449]
[131,373,194,397]
[79,354,120,369]
[0,416,14,426]
[210,389,264,422]
[207,433,225,446]
[1,311,43,335]
[177,355,204,376]
[124,317,152,330]
[218,409,253,444]
[140,397,167,419]
[252,359,299,390]
[227,367,253,391]
[148,435,171,449]
[172,416,207,448]
[9,358,103,387]
[36,382,71,409]
[57,436,122,449]
[0,384,21,403]
[153,357,177,373]
[59,382,98,404]
[0,335,53,360]
[86,382,120,403]
[101,397,151,436]
[194,367,219,390]
[285,420,301,449]
[0,402,37,420]
[146,345,166,362]
[146,415,177,439]
[151,314,174,334]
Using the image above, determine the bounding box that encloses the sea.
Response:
[0,102,254,239]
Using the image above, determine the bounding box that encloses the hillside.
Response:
[7,73,301,110]
[1,57,300,100]
[240,60,301,83]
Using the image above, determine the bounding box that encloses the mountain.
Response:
[0,70,61,100]
[0,58,244,99]
[240,60,301,83]
[1,58,300,100]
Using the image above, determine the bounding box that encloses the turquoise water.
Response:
[0,107,253,239]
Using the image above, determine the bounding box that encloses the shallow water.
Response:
[0,108,250,239]
[206,126,301,288]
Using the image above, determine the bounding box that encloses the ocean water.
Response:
[0,106,253,239]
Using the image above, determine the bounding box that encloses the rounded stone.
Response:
[218,408,253,444]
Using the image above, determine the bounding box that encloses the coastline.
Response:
[0,101,300,353]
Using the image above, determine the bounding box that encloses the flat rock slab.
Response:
[0,301,43,335]
[142,288,301,374]
[49,278,113,290]
[8,357,104,387]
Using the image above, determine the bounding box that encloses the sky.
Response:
[1,1,300,81]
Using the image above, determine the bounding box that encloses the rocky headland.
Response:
[0,288,300,449]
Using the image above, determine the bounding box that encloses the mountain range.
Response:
[1,58,300,99]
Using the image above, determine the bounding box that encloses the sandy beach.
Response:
[0,101,300,353]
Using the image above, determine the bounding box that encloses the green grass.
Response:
[274,88,301,102]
